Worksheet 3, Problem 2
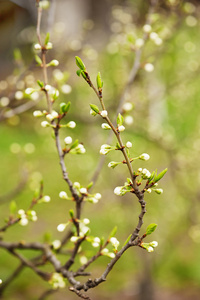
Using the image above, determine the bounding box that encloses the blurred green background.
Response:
[0,0,200,299]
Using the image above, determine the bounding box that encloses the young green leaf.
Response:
[9,201,17,215]
[45,32,50,45]
[117,113,124,126]
[109,226,117,238]
[90,104,99,114]
[69,209,74,219]
[87,181,93,190]
[96,72,103,89]
[146,223,157,236]
[37,80,44,88]
[70,139,79,150]
[148,171,155,183]
[123,234,132,247]
[154,168,168,183]
[76,69,82,77]
[35,55,42,65]
[75,56,86,70]
[60,101,71,113]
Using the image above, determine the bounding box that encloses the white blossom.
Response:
[61,84,72,94]
[147,246,154,253]
[15,91,23,100]
[122,102,133,112]
[34,43,41,50]
[57,223,67,232]
[124,115,134,125]
[64,136,72,145]
[33,110,43,117]
[126,141,132,148]
[139,153,150,161]
[94,193,102,200]
[59,191,68,199]
[41,121,49,128]
[118,125,125,132]
[67,121,76,128]
[143,24,152,33]
[101,123,111,130]
[150,241,158,248]
[52,240,61,250]
[80,188,87,194]
[43,195,51,202]
[100,110,108,118]
[135,38,144,48]
[144,63,154,72]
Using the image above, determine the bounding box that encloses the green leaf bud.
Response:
[109,226,117,238]
[69,209,74,219]
[45,32,50,45]
[96,72,103,89]
[60,101,71,114]
[117,113,124,126]
[90,104,99,114]
[75,56,86,70]
[146,223,157,236]
[154,168,168,183]
[35,55,42,65]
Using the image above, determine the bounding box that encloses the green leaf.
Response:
[37,80,44,88]
[9,201,17,214]
[123,234,132,247]
[75,56,86,70]
[70,139,79,150]
[76,69,82,76]
[35,55,42,65]
[80,70,87,80]
[116,142,121,150]
[90,104,99,114]
[45,32,50,45]
[87,181,93,190]
[154,168,168,183]
[127,178,132,184]
[117,113,124,126]
[69,209,74,218]
[146,223,157,236]
[148,171,155,183]
[96,72,103,89]
[60,101,71,113]
[109,226,117,238]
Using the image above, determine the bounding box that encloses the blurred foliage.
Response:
[0,0,200,299]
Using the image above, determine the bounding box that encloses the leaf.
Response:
[9,201,17,214]
[116,142,121,150]
[109,226,117,238]
[37,80,44,88]
[148,171,155,183]
[90,104,99,114]
[60,101,71,113]
[75,56,86,70]
[70,139,79,150]
[123,234,132,247]
[35,55,42,65]
[146,223,157,236]
[154,168,168,183]
[117,113,124,126]
[76,69,82,76]
[69,209,74,218]
[45,32,50,45]
[80,70,87,80]
[87,181,93,190]
[96,72,103,89]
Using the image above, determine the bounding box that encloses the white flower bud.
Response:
[83,218,90,225]
[59,191,68,199]
[52,240,61,249]
[64,136,72,145]
[146,188,152,193]
[18,209,25,215]
[108,161,120,169]
[139,153,150,161]
[34,43,42,50]
[101,248,109,254]
[126,141,132,148]
[67,121,76,128]
[100,110,108,118]
[80,256,88,265]
[43,195,51,202]
[19,218,28,226]
[135,38,144,48]
[92,242,100,248]
[46,42,53,49]
[138,168,143,172]
[57,223,67,232]
[142,168,151,179]
[147,246,154,253]
[154,37,163,46]
[50,59,59,66]
[0,279,2,285]
[33,110,43,117]
[70,236,79,242]
[45,84,52,91]
[46,114,54,122]
[94,193,102,200]
[143,24,152,33]
[107,252,115,258]
[101,123,111,130]
[80,188,87,194]
[74,182,80,189]
[114,186,123,196]
[150,241,158,248]
[41,121,50,128]
[110,237,120,249]
[118,125,125,132]
[144,63,154,72]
